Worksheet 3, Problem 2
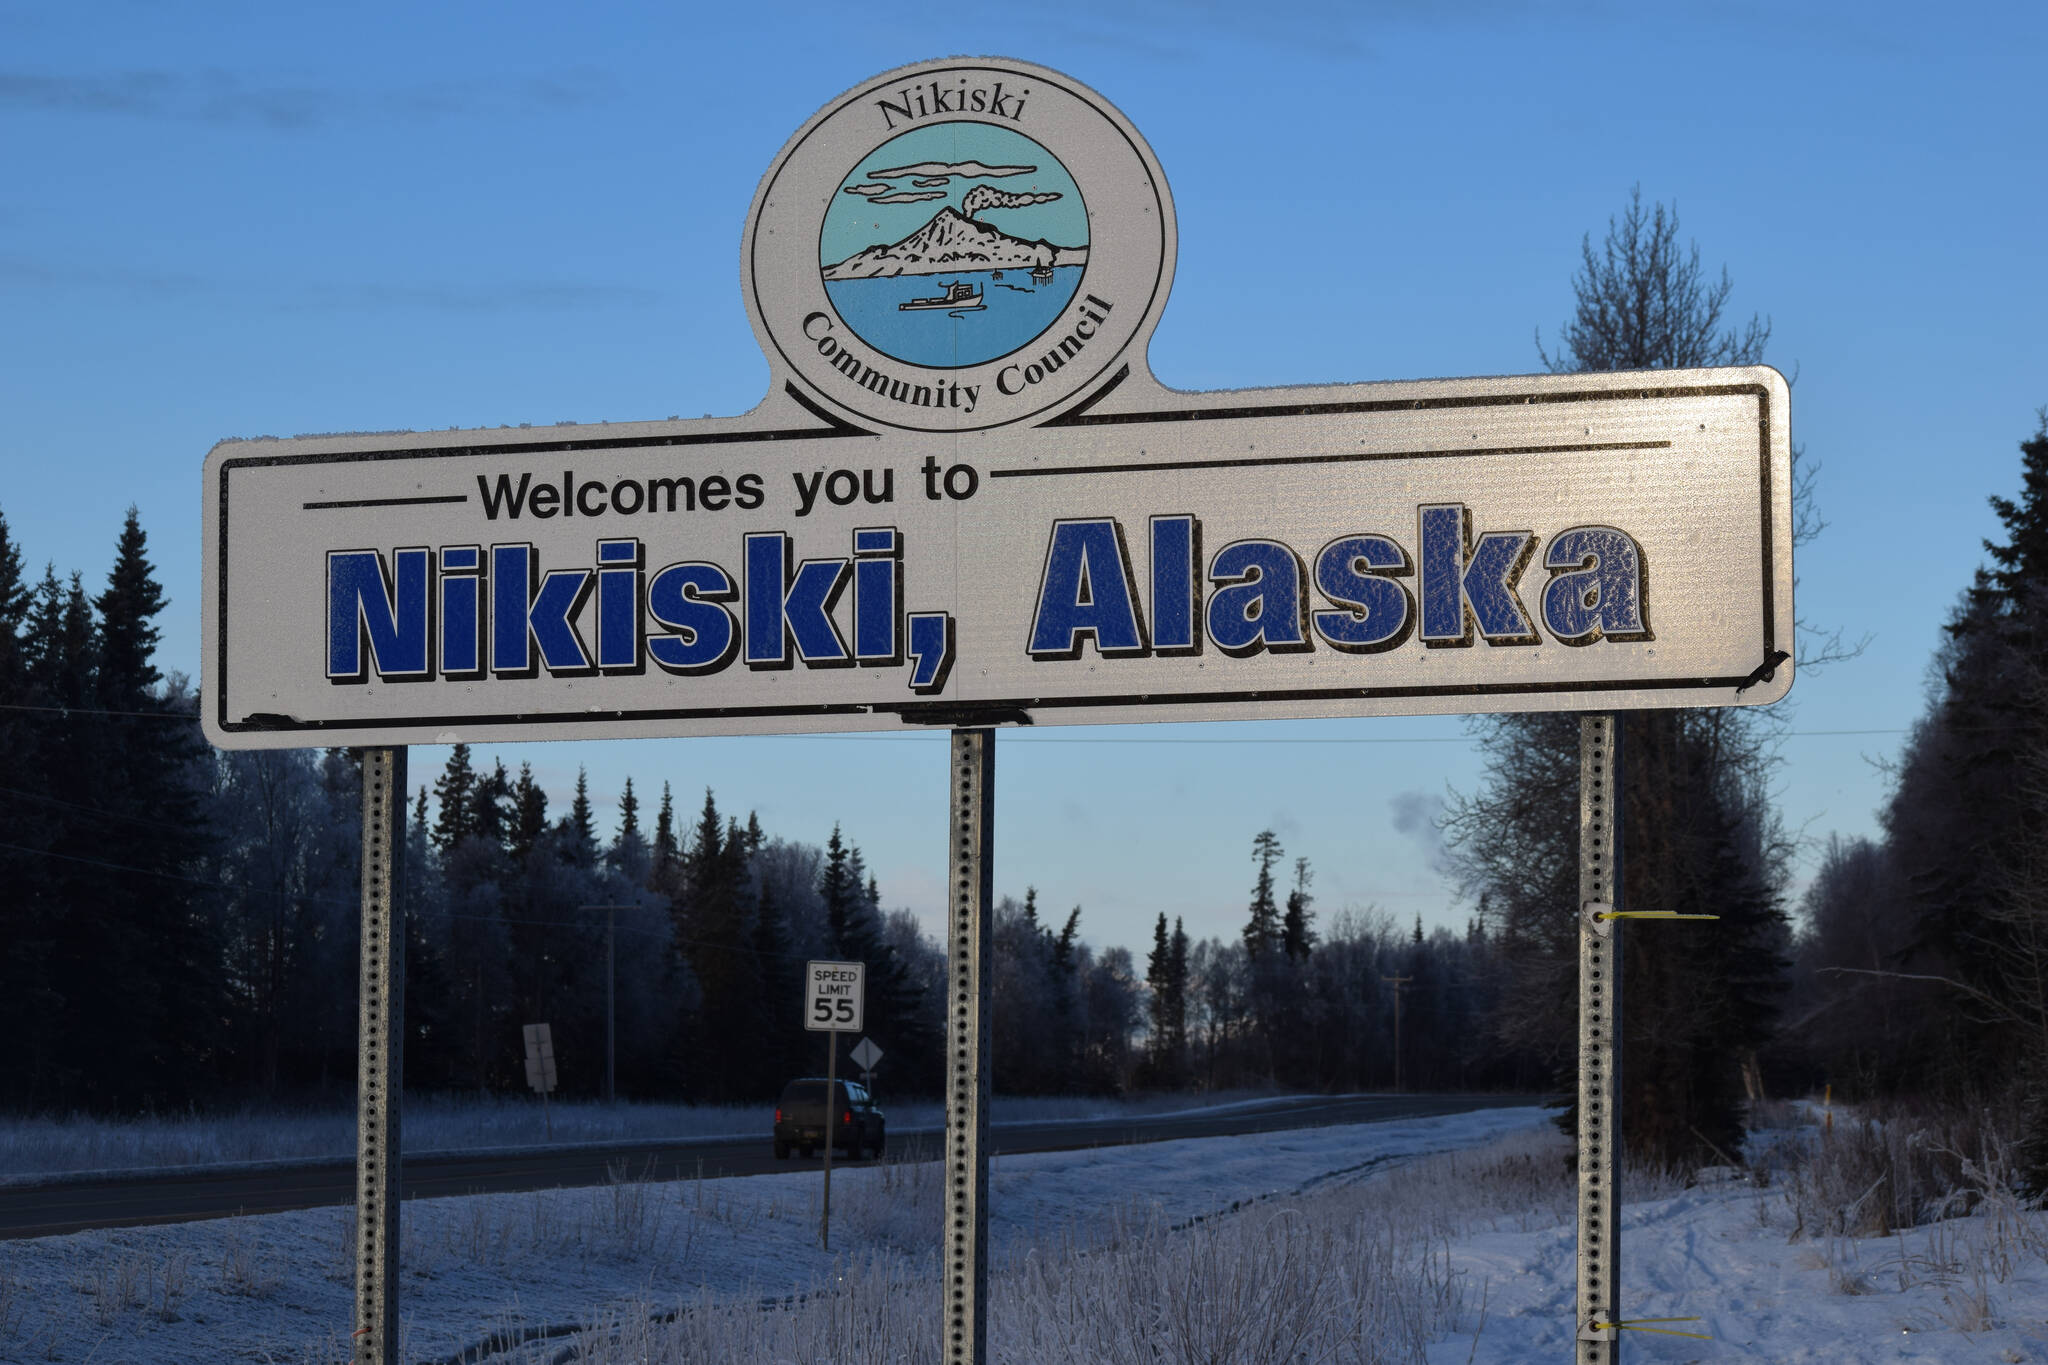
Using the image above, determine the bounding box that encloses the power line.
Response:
[0,701,199,721]
[0,784,205,834]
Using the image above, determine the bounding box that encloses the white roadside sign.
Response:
[200,57,1791,750]
[806,960,865,1033]
[201,367,1790,747]
[850,1036,883,1073]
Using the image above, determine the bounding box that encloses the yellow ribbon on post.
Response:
[1592,1316,1709,1340]
[1594,910,1719,921]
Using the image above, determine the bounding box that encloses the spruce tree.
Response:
[472,758,512,850]
[0,508,28,694]
[617,777,640,844]
[820,824,857,953]
[1054,907,1081,973]
[94,507,163,706]
[1880,412,2048,1174]
[653,781,677,875]
[564,767,597,866]
[85,509,224,1106]
[748,868,802,1081]
[431,744,477,852]
[1146,911,1172,1070]
[0,513,56,1107]
[678,790,757,1097]
[1282,857,1317,962]
[1168,917,1190,1066]
[510,762,548,863]
[1244,831,1283,959]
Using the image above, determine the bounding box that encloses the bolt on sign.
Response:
[200,59,1792,752]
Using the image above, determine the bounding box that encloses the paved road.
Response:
[0,1092,1540,1239]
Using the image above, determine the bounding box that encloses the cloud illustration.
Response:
[912,176,950,187]
[841,183,893,197]
[961,185,1063,217]
[868,160,1035,180]
[870,190,949,204]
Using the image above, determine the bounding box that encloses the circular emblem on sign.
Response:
[745,58,1175,432]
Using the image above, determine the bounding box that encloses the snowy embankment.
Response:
[7,1103,2048,1363]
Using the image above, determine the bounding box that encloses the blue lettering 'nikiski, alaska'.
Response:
[1026,505,1649,660]
[327,530,955,694]
[323,503,1647,700]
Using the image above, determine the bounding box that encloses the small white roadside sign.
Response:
[805,960,865,1033]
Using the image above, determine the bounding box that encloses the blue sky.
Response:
[4,1,2044,957]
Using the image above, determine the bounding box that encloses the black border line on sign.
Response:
[214,380,1777,735]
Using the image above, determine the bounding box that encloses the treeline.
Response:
[1788,413,2048,1181]
[0,502,1541,1113]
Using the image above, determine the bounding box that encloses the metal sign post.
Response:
[822,1023,837,1250]
[804,961,865,1251]
[944,729,994,1365]
[353,746,405,1365]
[1576,716,1622,1362]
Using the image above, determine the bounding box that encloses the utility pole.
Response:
[1381,974,1412,1092]
[581,906,635,1105]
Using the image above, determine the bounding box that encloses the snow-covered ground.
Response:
[7,1104,2048,1363]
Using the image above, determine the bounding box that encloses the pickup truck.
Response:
[773,1077,886,1159]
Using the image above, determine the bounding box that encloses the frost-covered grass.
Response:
[0,1107,1544,1363]
[23,1099,2045,1364]
[0,1088,1295,1179]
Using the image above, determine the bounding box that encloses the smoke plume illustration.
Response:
[962,185,1063,219]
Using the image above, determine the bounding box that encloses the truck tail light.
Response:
[844,1109,853,1125]
[774,1108,782,1123]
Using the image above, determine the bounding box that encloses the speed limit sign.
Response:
[805,960,865,1033]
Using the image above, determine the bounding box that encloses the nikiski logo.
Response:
[744,57,1174,433]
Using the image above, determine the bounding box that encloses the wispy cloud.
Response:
[867,190,948,205]
[0,68,610,130]
[868,159,1035,180]
[0,256,662,313]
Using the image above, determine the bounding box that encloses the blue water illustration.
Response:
[823,268,1085,370]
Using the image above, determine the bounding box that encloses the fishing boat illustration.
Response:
[899,281,985,312]
[1029,264,1055,284]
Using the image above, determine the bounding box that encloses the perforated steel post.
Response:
[1576,717,1621,1363]
[355,747,406,1365]
[943,729,993,1365]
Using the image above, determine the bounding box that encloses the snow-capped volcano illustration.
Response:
[819,121,1090,369]
[823,206,1088,280]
